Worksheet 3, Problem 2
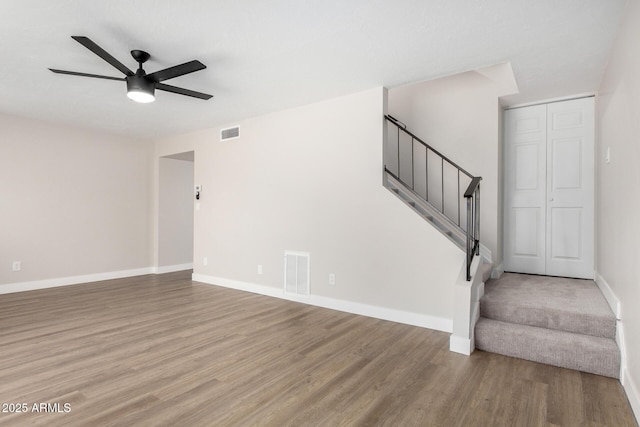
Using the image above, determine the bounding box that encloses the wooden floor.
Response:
[0,271,636,426]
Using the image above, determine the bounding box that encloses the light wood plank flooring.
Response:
[0,271,636,426]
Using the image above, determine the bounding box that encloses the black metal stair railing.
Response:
[384,115,481,281]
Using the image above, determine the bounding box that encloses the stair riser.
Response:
[475,318,620,378]
[480,302,616,339]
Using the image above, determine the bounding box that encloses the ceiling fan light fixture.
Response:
[127,89,155,103]
[50,37,212,102]
[126,75,155,103]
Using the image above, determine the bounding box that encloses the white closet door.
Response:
[503,97,594,279]
[545,98,594,278]
[504,105,547,275]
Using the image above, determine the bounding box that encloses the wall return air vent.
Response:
[220,125,240,141]
[284,251,310,296]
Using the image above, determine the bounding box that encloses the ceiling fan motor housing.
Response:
[126,71,155,102]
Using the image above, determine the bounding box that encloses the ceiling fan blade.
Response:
[146,60,206,82]
[49,68,125,81]
[156,83,213,100]
[71,36,134,76]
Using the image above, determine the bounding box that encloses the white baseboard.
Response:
[154,263,193,274]
[595,272,639,422]
[617,320,627,381]
[192,273,452,333]
[595,273,621,318]
[0,267,155,295]
[616,319,640,422]
[622,367,640,424]
[491,262,505,279]
[449,335,474,355]
[479,244,492,264]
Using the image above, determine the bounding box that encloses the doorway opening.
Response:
[158,151,195,273]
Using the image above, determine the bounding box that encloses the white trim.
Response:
[618,320,628,384]
[504,92,596,110]
[449,335,474,355]
[491,262,505,279]
[594,273,639,422]
[449,256,484,355]
[0,267,155,295]
[479,243,492,264]
[154,263,194,274]
[192,273,452,332]
[595,273,621,318]
[622,365,640,424]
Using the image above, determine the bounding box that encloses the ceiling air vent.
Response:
[220,126,240,141]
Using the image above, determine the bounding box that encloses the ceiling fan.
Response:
[49,36,212,103]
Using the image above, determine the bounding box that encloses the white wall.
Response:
[387,71,503,263]
[158,156,194,269]
[155,87,463,326]
[597,0,640,417]
[0,113,154,287]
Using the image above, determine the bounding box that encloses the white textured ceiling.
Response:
[0,0,626,139]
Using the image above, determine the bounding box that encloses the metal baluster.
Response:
[475,185,480,255]
[441,157,444,214]
[425,147,429,201]
[457,171,460,226]
[411,138,415,190]
[396,127,400,179]
[466,196,472,281]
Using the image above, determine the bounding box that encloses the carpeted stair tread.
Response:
[475,318,620,378]
[481,273,616,339]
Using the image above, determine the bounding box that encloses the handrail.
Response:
[464,177,482,198]
[386,115,474,179]
[385,115,481,281]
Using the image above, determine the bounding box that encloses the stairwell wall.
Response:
[596,0,640,417]
[387,72,503,265]
[154,87,464,329]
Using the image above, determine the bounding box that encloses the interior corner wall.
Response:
[596,0,640,417]
[158,157,194,268]
[0,113,154,287]
[386,72,501,263]
[155,87,464,324]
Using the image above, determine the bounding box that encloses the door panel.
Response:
[549,207,581,259]
[546,98,594,278]
[551,138,582,190]
[504,105,547,275]
[514,208,542,256]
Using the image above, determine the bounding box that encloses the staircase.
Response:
[384,116,621,375]
[475,273,620,378]
[384,114,488,355]
[383,115,482,281]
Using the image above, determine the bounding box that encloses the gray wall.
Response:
[0,114,153,286]
[155,87,464,324]
[596,0,640,414]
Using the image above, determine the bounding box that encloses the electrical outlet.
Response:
[329,273,336,285]
[203,257,208,266]
[12,261,21,272]
[257,264,263,275]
